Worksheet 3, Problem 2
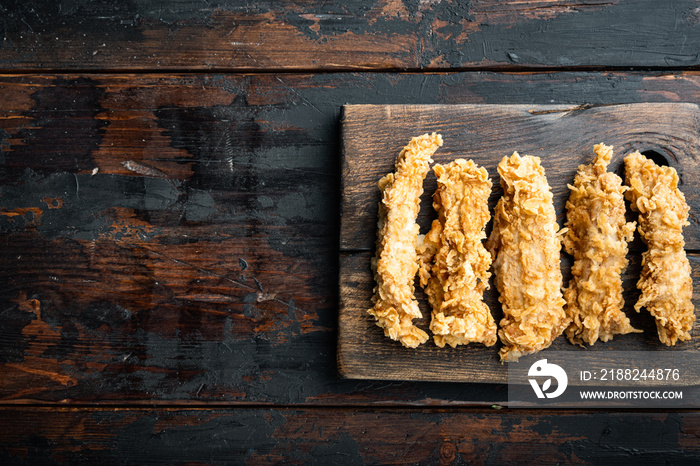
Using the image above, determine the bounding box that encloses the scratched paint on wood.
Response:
[0,1,699,70]
[2,74,700,404]
[0,407,698,463]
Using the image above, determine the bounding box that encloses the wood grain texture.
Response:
[340,251,700,382]
[339,103,700,382]
[3,1,700,460]
[2,74,700,404]
[1,407,699,464]
[1,1,700,71]
[341,103,700,251]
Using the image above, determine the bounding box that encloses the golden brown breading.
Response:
[418,159,497,348]
[562,143,640,346]
[624,151,694,345]
[368,133,443,348]
[486,152,569,362]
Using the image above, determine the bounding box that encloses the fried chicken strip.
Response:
[418,159,497,348]
[624,151,694,345]
[368,133,443,348]
[486,152,569,362]
[562,143,640,346]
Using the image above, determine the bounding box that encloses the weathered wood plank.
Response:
[339,252,700,382]
[1,1,700,70]
[1,73,700,404]
[340,103,700,251]
[0,407,698,464]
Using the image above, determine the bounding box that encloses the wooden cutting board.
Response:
[338,104,700,383]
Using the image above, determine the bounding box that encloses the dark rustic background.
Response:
[1,0,699,463]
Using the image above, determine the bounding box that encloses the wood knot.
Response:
[439,440,456,463]
[43,197,64,209]
[641,149,670,167]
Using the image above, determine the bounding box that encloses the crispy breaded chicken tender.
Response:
[562,143,640,346]
[624,151,694,345]
[418,159,497,348]
[368,133,443,348]
[486,152,569,362]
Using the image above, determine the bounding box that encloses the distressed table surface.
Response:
[1,0,700,463]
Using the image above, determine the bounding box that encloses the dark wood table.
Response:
[1,1,699,463]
